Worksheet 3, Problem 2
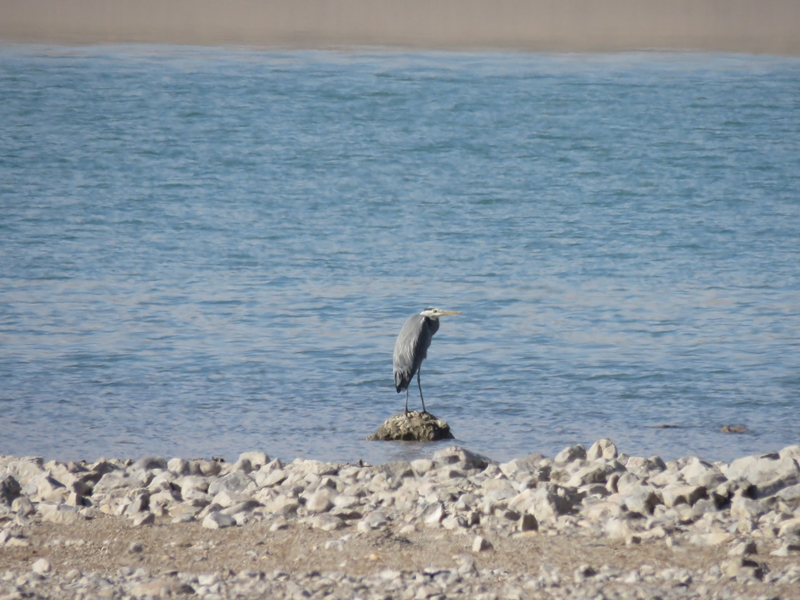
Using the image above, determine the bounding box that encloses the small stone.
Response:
[472,535,493,552]
[31,558,51,575]
[165,457,188,475]
[554,445,587,465]
[587,439,617,461]
[131,512,155,527]
[269,517,288,532]
[310,514,345,531]
[203,511,236,529]
[11,496,34,516]
[305,489,334,513]
[129,542,144,553]
[0,475,21,505]
[357,510,388,532]
[238,451,269,469]
[729,540,758,556]
[661,484,707,508]
[519,513,538,532]
[573,564,596,582]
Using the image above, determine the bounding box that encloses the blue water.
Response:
[1,46,799,465]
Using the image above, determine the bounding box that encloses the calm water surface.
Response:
[1,46,799,465]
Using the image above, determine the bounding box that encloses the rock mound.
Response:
[366,411,454,442]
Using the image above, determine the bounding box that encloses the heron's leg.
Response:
[417,368,427,414]
[404,389,409,415]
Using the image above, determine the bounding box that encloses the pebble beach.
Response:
[2,440,800,599]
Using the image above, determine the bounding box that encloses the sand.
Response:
[0,0,799,55]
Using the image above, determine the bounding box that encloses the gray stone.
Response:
[208,471,254,496]
[134,457,168,471]
[366,411,455,442]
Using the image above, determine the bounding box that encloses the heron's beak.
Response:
[438,310,462,316]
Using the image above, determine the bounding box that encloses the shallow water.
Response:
[1,46,799,465]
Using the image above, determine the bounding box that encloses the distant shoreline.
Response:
[1,0,799,55]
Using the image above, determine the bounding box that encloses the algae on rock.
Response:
[366,411,454,442]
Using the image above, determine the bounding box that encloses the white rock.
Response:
[257,469,287,488]
[728,540,757,556]
[689,532,732,547]
[238,452,269,469]
[621,486,661,515]
[310,514,345,531]
[724,454,800,497]
[41,504,82,524]
[472,535,493,552]
[357,510,388,532]
[661,484,706,508]
[31,558,51,575]
[423,503,445,526]
[410,459,434,476]
[554,445,586,465]
[131,512,155,527]
[587,439,617,461]
[305,489,335,513]
[202,511,236,529]
[167,458,190,475]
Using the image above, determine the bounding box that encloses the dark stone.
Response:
[366,411,455,442]
[0,475,21,505]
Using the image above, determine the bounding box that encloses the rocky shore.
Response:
[2,440,799,599]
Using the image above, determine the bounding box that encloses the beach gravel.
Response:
[2,442,800,598]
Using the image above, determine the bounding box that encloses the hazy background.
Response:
[1,0,799,55]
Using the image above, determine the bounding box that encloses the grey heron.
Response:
[393,307,461,414]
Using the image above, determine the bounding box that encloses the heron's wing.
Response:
[393,315,431,392]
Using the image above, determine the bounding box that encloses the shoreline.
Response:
[1,0,799,56]
[2,440,799,597]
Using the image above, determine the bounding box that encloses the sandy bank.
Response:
[1,0,799,55]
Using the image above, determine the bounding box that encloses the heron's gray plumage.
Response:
[392,307,459,414]
[393,314,439,393]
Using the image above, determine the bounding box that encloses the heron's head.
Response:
[420,307,461,319]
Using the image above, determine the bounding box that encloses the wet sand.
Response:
[1,0,799,55]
